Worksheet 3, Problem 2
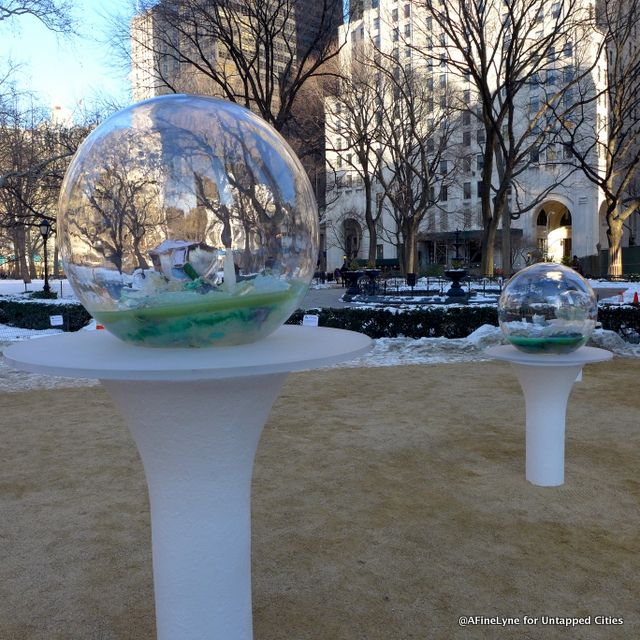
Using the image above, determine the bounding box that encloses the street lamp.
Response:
[39,218,51,295]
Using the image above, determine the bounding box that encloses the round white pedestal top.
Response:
[486,344,612,366]
[3,325,372,380]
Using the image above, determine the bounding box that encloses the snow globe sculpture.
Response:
[58,95,318,347]
[498,263,597,354]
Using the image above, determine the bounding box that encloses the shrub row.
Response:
[597,304,640,342]
[286,306,500,339]
[0,299,92,332]
[2,298,639,341]
[288,304,640,341]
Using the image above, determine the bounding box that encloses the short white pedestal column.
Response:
[486,345,612,487]
[4,325,371,640]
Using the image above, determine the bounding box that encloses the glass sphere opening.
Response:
[58,95,318,347]
[498,263,597,354]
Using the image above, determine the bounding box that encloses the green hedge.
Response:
[286,306,500,339]
[287,305,640,341]
[2,298,639,341]
[0,299,92,331]
[597,304,640,341]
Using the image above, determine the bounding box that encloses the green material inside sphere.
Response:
[92,283,304,348]
[506,334,587,354]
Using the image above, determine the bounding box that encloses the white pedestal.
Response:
[486,345,612,487]
[4,326,371,640]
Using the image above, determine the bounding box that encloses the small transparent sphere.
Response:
[58,95,318,347]
[498,263,597,354]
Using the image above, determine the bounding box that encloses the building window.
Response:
[463,111,471,126]
[393,28,399,41]
[477,181,484,198]
[372,0,379,7]
[477,154,484,171]
[440,209,448,230]
[563,41,573,58]
[546,143,557,162]
[440,160,448,174]
[405,46,412,58]
[477,129,485,145]
[405,24,411,37]
[376,244,384,259]
[392,8,398,21]
[440,185,448,201]
[374,17,380,30]
[551,2,561,18]
[404,4,411,18]
[463,131,471,146]
[529,95,539,113]
[439,73,447,88]
[463,181,471,199]
[427,137,435,153]
[530,147,539,163]
[463,156,472,172]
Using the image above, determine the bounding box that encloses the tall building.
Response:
[129,0,342,229]
[323,0,615,274]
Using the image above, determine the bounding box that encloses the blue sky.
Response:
[1,0,132,112]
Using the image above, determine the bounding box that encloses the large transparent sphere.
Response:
[498,263,597,354]
[58,95,318,347]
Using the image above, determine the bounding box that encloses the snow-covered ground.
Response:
[1,277,639,392]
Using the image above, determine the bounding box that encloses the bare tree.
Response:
[324,43,385,266]
[0,97,106,280]
[373,60,458,275]
[554,0,640,276]
[120,0,344,132]
[421,0,596,275]
[0,0,75,32]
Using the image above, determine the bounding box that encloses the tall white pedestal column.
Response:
[103,375,286,640]
[486,345,612,487]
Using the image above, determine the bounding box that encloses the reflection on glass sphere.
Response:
[498,263,597,354]
[58,95,318,347]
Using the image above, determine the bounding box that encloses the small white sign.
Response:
[302,314,319,327]
[49,315,64,327]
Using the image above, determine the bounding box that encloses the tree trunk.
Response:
[13,226,31,283]
[364,181,377,267]
[53,242,60,279]
[501,208,512,276]
[607,217,624,277]
[404,224,418,274]
[480,223,497,277]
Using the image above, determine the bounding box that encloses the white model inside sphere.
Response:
[498,263,597,354]
[58,95,318,347]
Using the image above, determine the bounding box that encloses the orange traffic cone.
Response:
[633,292,639,305]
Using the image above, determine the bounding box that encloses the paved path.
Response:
[300,285,351,309]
